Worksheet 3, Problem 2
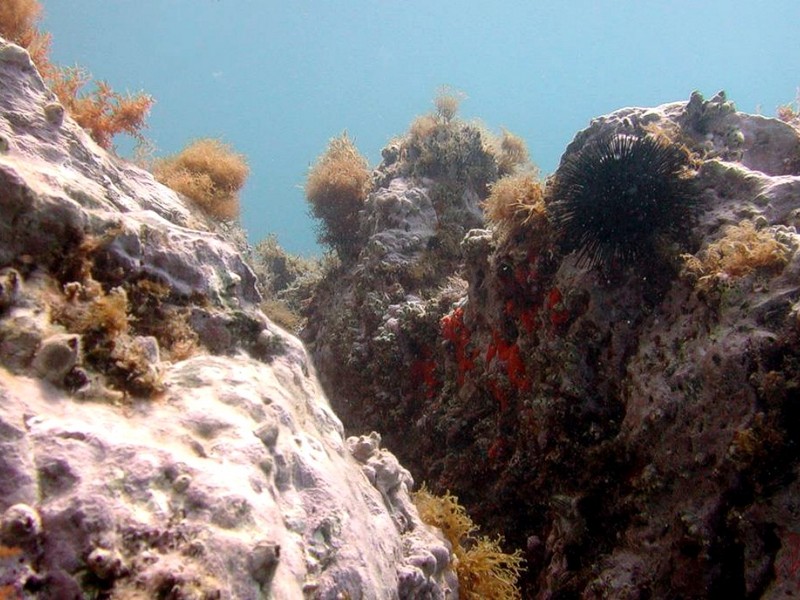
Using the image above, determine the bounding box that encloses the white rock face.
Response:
[362,178,439,267]
[0,38,258,307]
[359,176,485,271]
[0,354,455,598]
[0,38,456,599]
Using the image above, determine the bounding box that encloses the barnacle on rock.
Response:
[86,547,124,580]
[43,101,64,126]
[31,333,81,384]
[0,268,20,312]
[549,134,697,270]
[0,504,41,544]
[248,540,280,587]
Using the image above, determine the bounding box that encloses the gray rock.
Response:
[0,37,260,309]
[0,354,455,597]
[43,101,65,126]
[0,37,457,599]
[303,86,800,598]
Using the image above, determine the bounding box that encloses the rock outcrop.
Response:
[0,37,456,599]
[303,90,800,597]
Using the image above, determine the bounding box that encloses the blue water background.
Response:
[41,0,800,255]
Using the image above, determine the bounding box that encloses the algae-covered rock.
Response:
[305,90,800,597]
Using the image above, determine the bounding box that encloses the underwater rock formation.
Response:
[304,90,800,597]
[0,37,456,599]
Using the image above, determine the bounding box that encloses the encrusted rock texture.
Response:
[303,91,800,597]
[0,38,456,599]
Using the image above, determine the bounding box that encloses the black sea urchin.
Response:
[550,134,696,270]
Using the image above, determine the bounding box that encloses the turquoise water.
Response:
[41,0,800,256]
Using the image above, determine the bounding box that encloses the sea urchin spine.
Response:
[549,134,696,270]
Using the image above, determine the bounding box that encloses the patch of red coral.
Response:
[486,329,531,409]
[547,287,570,327]
[410,353,438,399]
[441,307,477,385]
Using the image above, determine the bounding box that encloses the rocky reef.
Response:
[303,91,800,597]
[0,37,457,599]
[5,24,800,598]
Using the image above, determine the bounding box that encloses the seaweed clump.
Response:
[54,280,166,398]
[154,138,249,221]
[414,485,524,599]
[305,133,371,261]
[403,96,498,192]
[682,219,790,290]
[549,133,697,271]
[483,172,547,240]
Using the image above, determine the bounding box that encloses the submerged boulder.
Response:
[0,37,456,599]
[304,89,800,598]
